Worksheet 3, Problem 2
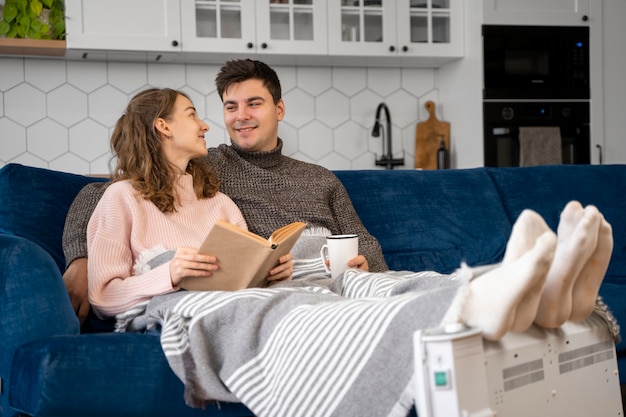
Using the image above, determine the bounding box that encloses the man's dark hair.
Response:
[215,59,282,104]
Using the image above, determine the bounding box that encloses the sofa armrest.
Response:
[0,234,79,416]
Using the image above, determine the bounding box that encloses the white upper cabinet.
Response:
[483,0,591,26]
[181,0,327,56]
[328,0,463,64]
[63,0,463,66]
[64,0,181,60]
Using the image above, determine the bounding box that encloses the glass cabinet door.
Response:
[256,0,327,55]
[328,0,397,56]
[180,0,257,53]
[396,0,463,57]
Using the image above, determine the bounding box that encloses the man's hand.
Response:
[63,258,90,325]
[267,253,293,282]
[348,255,369,271]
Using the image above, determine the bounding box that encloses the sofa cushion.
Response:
[335,168,512,274]
[10,333,253,417]
[486,165,626,283]
[0,164,108,272]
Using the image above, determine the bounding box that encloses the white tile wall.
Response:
[0,56,441,174]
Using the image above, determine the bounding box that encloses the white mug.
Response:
[319,234,359,279]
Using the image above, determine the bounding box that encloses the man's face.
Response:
[222,78,285,152]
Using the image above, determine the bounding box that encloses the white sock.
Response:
[534,201,602,328]
[570,209,613,322]
[461,230,556,340]
[501,210,553,332]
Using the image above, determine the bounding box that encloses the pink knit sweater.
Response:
[87,175,246,318]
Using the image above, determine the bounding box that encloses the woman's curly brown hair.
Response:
[110,88,219,213]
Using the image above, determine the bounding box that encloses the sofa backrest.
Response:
[0,164,108,272]
[487,164,626,283]
[335,168,512,274]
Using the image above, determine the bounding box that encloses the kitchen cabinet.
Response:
[63,0,462,67]
[180,0,327,57]
[328,0,463,64]
[483,0,591,26]
[64,0,181,60]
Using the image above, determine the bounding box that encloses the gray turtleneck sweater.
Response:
[63,140,389,272]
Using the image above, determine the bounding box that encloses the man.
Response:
[63,59,384,324]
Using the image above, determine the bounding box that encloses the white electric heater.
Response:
[414,314,623,417]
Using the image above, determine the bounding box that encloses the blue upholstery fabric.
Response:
[0,164,108,272]
[335,169,511,274]
[0,234,79,417]
[486,165,626,283]
[10,334,252,417]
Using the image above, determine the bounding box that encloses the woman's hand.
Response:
[348,255,369,271]
[169,247,218,286]
[267,253,293,282]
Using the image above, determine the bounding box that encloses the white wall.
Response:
[600,0,626,164]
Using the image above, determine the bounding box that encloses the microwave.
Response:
[483,25,589,100]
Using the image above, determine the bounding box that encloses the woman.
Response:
[87,88,292,319]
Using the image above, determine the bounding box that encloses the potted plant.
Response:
[0,0,65,40]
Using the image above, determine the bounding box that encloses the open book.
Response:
[179,220,307,291]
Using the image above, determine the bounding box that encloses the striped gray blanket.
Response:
[116,233,467,416]
[119,268,465,417]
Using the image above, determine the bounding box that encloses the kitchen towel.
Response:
[518,126,563,166]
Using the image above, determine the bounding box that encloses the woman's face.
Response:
[161,94,209,170]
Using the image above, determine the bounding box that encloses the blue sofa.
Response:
[1,162,625,417]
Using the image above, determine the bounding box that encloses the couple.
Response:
[64,59,616,417]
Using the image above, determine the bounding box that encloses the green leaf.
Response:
[28,26,40,39]
[16,0,28,14]
[2,4,18,23]
[30,18,42,32]
[0,21,11,36]
[30,0,43,17]
[19,15,30,28]
[42,0,54,8]
[53,20,65,39]
[7,24,19,38]
[49,8,62,22]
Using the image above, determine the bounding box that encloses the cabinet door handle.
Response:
[596,144,603,164]
[261,42,268,49]
[582,15,589,22]
[247,42,254,49]
[389,45,395,52]
[402,45,408,52]
[172,40,179,47]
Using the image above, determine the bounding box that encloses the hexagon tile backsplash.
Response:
[0,57,440,175]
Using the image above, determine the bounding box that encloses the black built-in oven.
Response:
[483,101,590,167]
[482,25,590,167]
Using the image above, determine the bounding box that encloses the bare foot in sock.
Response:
[534,201,605,328]
[501,209,554,332]
[462,227,557,340]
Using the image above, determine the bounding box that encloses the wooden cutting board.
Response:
[414,101,450,170]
